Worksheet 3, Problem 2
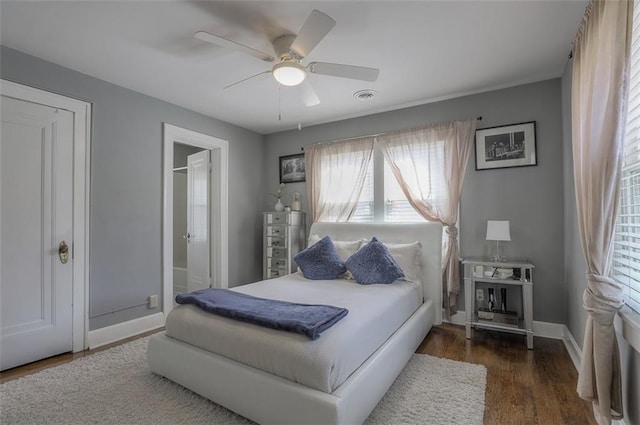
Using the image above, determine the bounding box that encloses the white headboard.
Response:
[308,222,443,325]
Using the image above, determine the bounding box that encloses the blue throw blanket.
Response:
[175,288,348,340]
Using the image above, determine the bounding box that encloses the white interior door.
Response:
[186,150,210,292]
[1,95,74,371]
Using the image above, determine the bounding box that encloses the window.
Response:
[347,146,427,223]
[613,0,640,314]
[310,121,472,226]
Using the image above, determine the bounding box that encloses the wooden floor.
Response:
[418,324,597,425]
[1,324,596,424]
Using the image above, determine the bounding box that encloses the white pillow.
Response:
[307,234,366,261]
[376,240,422,284]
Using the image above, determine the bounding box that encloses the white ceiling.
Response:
[0,1,587,135]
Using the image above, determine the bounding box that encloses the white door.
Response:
[0,96,74,371]
[186,150,210,292]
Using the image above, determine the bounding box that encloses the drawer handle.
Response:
[272,240,280,246]
[272,228,280,234]
[273,250,280,256]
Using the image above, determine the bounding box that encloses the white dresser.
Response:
[263,211,306,279]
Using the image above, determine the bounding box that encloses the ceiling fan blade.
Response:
[289,10,336,59]
[224,70,272,90]
[194,31,275,62]
[308,62,380,82]
[301,80,320,107]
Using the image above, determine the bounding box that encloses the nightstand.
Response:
[462,257,534,349]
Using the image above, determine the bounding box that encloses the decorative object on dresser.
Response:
[485,220,511,261]
[291,192,302,211]
[271,183,286,212]
[263,211,306,279]
[279,153,306,183]
[475,121,537,170]
[462,257,534,349]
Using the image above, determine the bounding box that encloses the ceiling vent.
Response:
[353,89,376,102]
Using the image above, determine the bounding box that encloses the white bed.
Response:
[148,222,443,425]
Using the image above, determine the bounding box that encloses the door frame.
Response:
[162,123,229,319]
[1,79,91,352]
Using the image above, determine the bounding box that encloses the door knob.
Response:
[58,241,69,264]
[183,233,191,243]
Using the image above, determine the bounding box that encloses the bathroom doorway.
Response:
[162,124,229,318]
[173,144,209,299]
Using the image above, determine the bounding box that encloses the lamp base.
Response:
[491,241,506,262]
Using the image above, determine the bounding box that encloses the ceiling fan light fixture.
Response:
[272,62,307,87]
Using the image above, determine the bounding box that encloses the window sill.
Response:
[615,305,640,354]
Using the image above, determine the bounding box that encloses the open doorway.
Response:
[162,124,229,319]
[172,144,209,300]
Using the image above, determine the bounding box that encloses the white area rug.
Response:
[1,336,486,425]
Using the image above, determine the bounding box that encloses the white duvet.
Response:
[165,273,421,393]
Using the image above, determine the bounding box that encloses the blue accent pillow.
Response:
[345,237,405,285]
[294,236,347,280]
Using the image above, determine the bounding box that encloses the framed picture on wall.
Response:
[279,153,306,183]
[475,121,537,170]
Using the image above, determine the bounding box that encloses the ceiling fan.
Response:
[194,9,380,106]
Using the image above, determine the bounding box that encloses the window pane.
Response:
[382,139,449,223]
[316,139,374,222]
[350,160,374,222]
[383,160,424,222]
[614,0,640,314]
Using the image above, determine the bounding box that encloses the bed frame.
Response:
[148,222,442,425]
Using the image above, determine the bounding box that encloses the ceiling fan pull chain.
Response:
[278,85,282,121]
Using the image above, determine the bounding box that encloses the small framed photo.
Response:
[279,153,306,183]
[475,121,537,170]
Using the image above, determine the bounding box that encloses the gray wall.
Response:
[560,59,640,425]
[264,79,565,323]
[561,59,589,347]
[1,46,264,330]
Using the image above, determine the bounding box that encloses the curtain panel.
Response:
[377,118,477,317]
[305,137,375,222]
[571,1,633,423]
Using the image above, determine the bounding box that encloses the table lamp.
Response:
[486,220,511,261]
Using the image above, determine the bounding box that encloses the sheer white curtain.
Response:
[305,137,375,222]
[377,119,477,316]
[571,1,632,423]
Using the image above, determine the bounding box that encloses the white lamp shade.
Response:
[486,220,511,241]
[272,62,306,87]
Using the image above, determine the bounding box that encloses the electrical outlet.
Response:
[148,294,159,309]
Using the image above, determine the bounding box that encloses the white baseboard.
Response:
[88,312,165,349]
[532,320,565,339]
[562,325,582,372]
